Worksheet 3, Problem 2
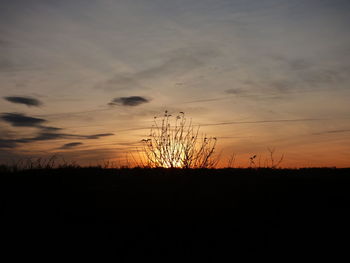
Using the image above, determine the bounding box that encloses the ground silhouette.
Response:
[1,167,349,259]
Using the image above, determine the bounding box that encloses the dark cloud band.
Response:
[0,132,114,149]
[18,132,114,143]
[109,96,150,106]
[0,139,17,149]
[1,113,46,127]
[4,96,43,107]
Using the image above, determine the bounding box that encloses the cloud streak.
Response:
[313,129,350,135]
[201,118,326,127]
[86,133,115,139]
[59,142,83,149]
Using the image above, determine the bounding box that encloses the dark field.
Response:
[1,167,350,259]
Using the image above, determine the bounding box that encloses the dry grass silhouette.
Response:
[141,111,218,168]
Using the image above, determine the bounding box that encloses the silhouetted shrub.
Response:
[141,111,218,168]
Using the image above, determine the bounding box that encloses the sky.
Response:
[1,0,350,167]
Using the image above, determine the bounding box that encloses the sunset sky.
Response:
[1,0,350,167]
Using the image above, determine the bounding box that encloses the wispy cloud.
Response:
[17,132,72,142]
[0,39,11,47]
[39,126,63,132]
[109,96,150,107]
[0,58,14,72]
[98,47,218,91]
[225,88,247,95]
[257,53,350,95]
[4,96,43,107]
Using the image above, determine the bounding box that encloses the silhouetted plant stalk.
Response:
[141,111,218,168]
[227,152,236,168]
[249,155,257,168]
[247,148,284,169]
[267,147,284,168]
